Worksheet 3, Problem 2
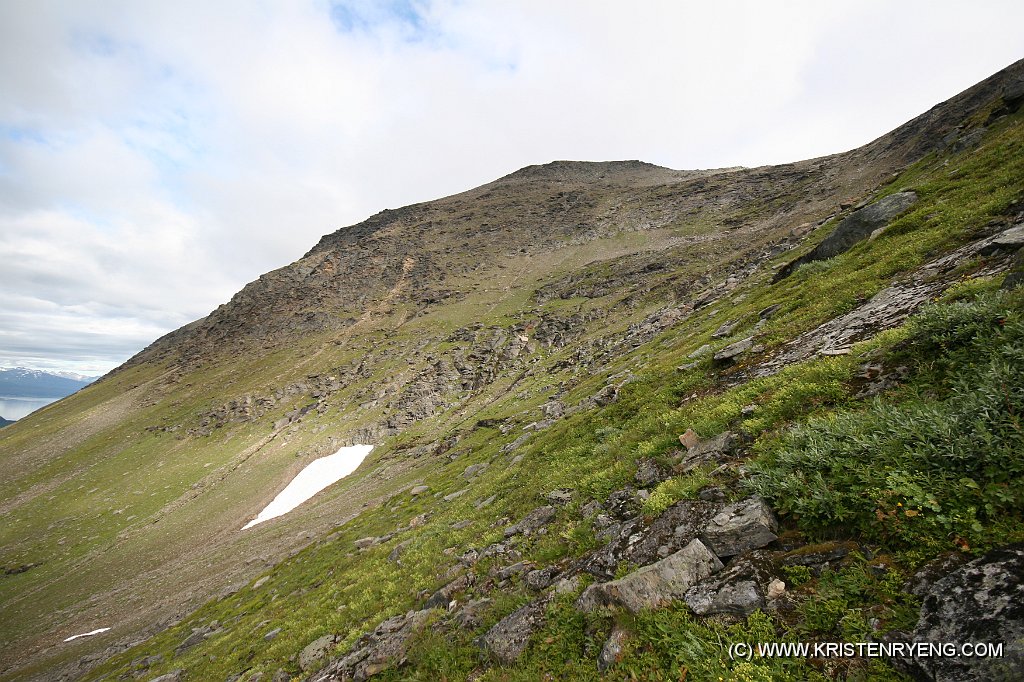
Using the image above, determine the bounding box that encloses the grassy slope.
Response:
[62,110,1024,681]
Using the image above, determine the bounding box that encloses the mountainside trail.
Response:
[2,60,1024,682]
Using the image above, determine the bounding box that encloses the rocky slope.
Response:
[0,61,1023,681]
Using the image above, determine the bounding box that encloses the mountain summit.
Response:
[2,60,1024,681]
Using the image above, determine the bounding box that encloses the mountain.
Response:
[1,60,1023,682]
[0,416,13,428]
[0,368,93,399]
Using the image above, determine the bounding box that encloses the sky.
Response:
[1,1,1022,376]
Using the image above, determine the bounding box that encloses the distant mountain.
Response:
[0,368,94,399]
[0,416,13,428]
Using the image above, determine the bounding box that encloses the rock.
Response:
[525,566,560,591]
[409,485,429,496]
[713,337,754,363]
[774,191,918,280]
[678,431,737,472]
[354,537,377,549]
[480,598,549,664]
[678,429,700,449]
[598,625,630,671]
[451,519,472,530]
[462,463,488,479]
[491,561,533,581]
[592,384,619,406]
[684,552,779,617]
[605,487,640,519]
[699,497,778,558]
[711,320,740,339]
[252,576,270,590]
[576,539,722,613]
[300,634,339,672]
[271,671,289,682]
[758,303,782,320]
[780,540,859,575]
[635,459,668,487]
[425,573,475,609]
[474,494,497,510]
[541,400,564,418]
[176,624,217,654]
[766,578,786,600]
[888,544,1024,681]
[688,344,713,359]
[150,672,184,682]
[555,575,581,594]
[311,609,433,682]
[1003,271,1024,290]
[453,598,492,629]
[979,224,1024,255]
[504,506,556,539]
[264,627,281,641]
[698,486,727,503]
[443,488,468,502]
[544,488,573,505]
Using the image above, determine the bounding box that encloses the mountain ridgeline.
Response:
[2,61,1024,682]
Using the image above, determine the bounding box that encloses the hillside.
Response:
[1,60,1023,682]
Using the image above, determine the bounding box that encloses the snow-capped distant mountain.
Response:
[0,368,95,399]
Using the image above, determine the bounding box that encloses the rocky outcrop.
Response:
[577,539,722,613]
[504,506,556,539]
[698,497,778,558]
[311,609,434,682]
[888,544,1024,681]
[479,597,550,664]
[774,191,919,281]
[684,551,780,617]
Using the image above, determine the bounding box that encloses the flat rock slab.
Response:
[504,505,556,538]
[699,496,778,558]
[714,337,754,363]
[685,551,779,617]
[577,539,722,613]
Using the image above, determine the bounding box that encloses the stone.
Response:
[479,598,549,664]
[453,598,492,629]
[151,672,184,682]
[774,191,918,281]
[979,224,1024,255]
[713,337,754,363]
[409,485,429,496]
[635,459,668,487]
[425,573,475,609]
[525,566,560,591]
[684,552,779,617]
[311,609,433,682]
[251,576,270,590]
[354,537,377,549]
[443,488,468,502]
[780,540,858,575]
[598,625,630,671]
[544,488,573,505]
[592,384,619,406]
[767,578,786,600]
[264,627,281,641]
[300,634,339,672]
[887,544,1024,681]
[679,431,737,472]
[688,344,713,359]
[711,320,740,339]
[758,303,782,320]
[678,429,700,449]
[491,561,532,581]
[271,671,289,682]
[699,497,778,558]
[504,506,556,538]
[462,463,488,478]
[576,539,723,613]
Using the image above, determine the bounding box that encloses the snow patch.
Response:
[64,627,110,642]
[243,444,373,529]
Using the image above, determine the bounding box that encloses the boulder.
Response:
[453,598,492,629]
[544,488,573,505]
[504,506,556,539]
[774,191,918,281]
[151,672,184,682]
[677,431,737,472]
[479,598,549,664]
[425,573,475,609]
[888,544,1024,681]
[598,625,630,671]
[300,634,339,672]
[678,429,700,449]
[979,224,1024,255]
[635,459,669,487]
[684,551,779,617]
[311,609,433,682]
[699,497,778,558]
[462,463,488,479]
[409,485,429,496]
[576,539,722,613]
[713,337,753,363]
[525,566,560,591]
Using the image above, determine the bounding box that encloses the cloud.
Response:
[1,0,1023,372]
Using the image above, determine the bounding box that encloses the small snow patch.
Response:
[64,627,110,642]
[243,444,373,529]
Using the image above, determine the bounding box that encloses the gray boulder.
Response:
[713,337,754,363]
[576,539,722,613]
[598,625,630,671]
[980,224,1024,255]
[311,609,433,682]
[888,544,1024,681]
[299,634,339,672]
[775,191,918,281]
[699,497,778,558]
[479,598,550,664]
[151,672,184,682]
[685,551,779,617]
[504,506,556,538]
[677,431,737,472]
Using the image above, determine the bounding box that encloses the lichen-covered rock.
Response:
[598,625,630,671]
[576,539,722,613]
[504,505,556,538]
[887,544,1024,681]
[684,551,779,617]
[713,337,754,363]
[677,431,737,472]
[312,609,434,681]
[635,458,668,487]
[699,497,778,558]
[479,598,550,664]
[300,634,339,672]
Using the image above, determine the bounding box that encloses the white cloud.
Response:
[1,0,1023,372]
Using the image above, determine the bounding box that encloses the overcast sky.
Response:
[1,1,1022,375]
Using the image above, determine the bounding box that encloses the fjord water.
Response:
[0,396,58,421]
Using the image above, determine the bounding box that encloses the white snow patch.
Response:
[243,444,373,529]
[63,627,110,642]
